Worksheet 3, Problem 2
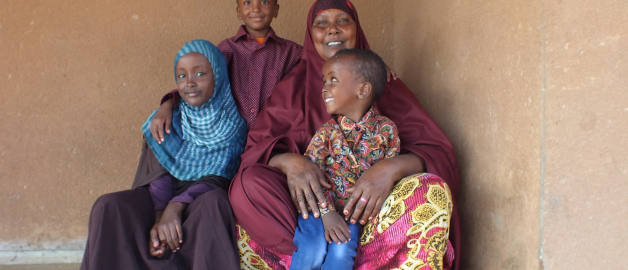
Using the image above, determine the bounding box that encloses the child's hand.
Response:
[150,101,173,144]
[322,211,352,244]
[154,202,187,252]
[148,223,168,258]
[386,64,398,82]
[148,209,167,258]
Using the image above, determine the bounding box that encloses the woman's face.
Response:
[311,8,357,61]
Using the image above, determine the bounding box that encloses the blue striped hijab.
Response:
[141,39,247,181]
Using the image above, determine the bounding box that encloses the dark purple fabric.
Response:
[163,26,303,128]
[171,183,213,204]
[312,0,355,20]
[149,175,173,211]
[148,174,214,210]
[80,187,239,270]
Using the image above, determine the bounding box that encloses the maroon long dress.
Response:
[228,0,461,269]
[80,142,240,270]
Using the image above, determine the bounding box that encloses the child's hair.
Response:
[236,0,278,5]
[333,49,387,101]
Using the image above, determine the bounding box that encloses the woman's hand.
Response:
[322,211,351,244]
[152,201,187,252]
[343,153,425,225]
[386,65,398,82]
[269,153,332,219]
[149,101,173,144]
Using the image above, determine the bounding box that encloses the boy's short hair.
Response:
[334,49,387,101]
[236,0,278,5]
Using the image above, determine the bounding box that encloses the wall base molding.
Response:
[0,250,84,265]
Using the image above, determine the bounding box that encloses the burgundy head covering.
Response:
[232,1,460,269]
[312,0,355,20]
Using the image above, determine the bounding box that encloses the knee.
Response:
[229,164,282,208]
[325,241,358,266]
[92,191,125,211]
[90,189,148,215]
[238,165,275,190]
[198,189,230,208]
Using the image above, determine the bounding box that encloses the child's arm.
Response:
[322,211,352,244]
[147,178,213,257]
[149,89,181,144]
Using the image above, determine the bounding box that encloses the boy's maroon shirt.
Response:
[162,26,303,128]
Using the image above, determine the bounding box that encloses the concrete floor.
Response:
[0,264,80,270]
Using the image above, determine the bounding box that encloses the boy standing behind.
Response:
[151,0,302,139]
[290,49,400,270]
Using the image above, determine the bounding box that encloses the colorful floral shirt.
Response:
[304,107,400,215]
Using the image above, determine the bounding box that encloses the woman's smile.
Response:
[311,9,357,60]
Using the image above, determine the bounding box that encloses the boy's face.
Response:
[236,0,279,37]
[176,52,215,107]
[321,56,367,118]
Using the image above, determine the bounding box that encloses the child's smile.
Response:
[237,0,279,38]
[321,55,367,123]
[176,52,215,107]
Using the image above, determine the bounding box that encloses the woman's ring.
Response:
[360,197,368,203]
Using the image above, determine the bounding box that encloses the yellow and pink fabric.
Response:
[237,173,454,270]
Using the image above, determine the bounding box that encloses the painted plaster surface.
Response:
[394,0,627,269]
[542,0,628,268]
[0,0,393,257]
[394,1,543,269]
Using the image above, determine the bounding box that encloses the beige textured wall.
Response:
[395,0,627,269]
[542,0,628,268]
[394,1,543,268]
[0,0,393,252]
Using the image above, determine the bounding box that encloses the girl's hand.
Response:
[155,201,187,251]
[149,101,173,144]
[386,64,398,82]
[322,211,352,244]
[269,153,332,219]
[148,210,167,258]
[343,154,425,225]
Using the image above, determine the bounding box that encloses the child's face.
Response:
[236,0,279,37]
[321,56,367,118]
[176,52,215,107]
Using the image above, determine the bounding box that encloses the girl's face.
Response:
[311,8,357,61]
[176,52,215,107]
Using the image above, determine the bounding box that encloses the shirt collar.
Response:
[234,25,283,45]
[337,106,379,134]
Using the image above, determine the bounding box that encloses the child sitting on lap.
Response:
[290,49,400,270]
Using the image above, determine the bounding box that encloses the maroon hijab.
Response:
[235,0,460,268]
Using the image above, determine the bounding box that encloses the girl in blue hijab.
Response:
[143,39,247,181]
[80,40,245,270]
[140,39,247,258]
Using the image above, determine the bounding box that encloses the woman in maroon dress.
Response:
[229,0,461,269]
